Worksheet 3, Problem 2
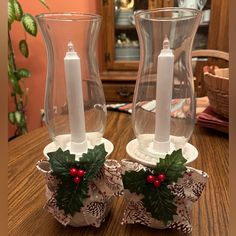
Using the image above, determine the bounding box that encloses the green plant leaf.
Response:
[19,40,29,58]
[39,0,50,9]
[79,144,107,182]
[122,150,187,225]
[143,185,177,225]
[18,68,31,78]
[14,111,23,125]
[13,0,23,21]
[48,144,107,216]
[22,14,37,36]
[154,149,187,183]
[56,178,89,215]
[14,110,26,127]
[8,0,15,25]
[8,63,13,77]
[8,112,15,124]
[122,169,147,194]
[48,148,76,178]
[10,77,22,95]
[13,71,21,81]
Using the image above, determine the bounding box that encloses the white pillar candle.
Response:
[154,37,174,153]
[64,41,87,155]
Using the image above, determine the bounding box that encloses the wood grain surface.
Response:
[8,111,229,236]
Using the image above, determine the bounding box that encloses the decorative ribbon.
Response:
[121,159,208,233]
[36,159,123,227]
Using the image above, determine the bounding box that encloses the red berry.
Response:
[73,176,81,184]
[153,180,161,188]
[157,174,166,182]
[77,169,85,177]
[70,168,77,176]
[146,175,155,183]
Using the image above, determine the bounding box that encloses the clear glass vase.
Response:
[37,13,108,155]
[130,8,201,160]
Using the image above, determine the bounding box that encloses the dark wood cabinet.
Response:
[100,0,229,102]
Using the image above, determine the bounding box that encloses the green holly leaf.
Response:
[122,169,147,194]
[155,149,187,183]
[22,13,37,36]
[13,0,23,21]
[19,40,29,58]
[48,144,107,216]
[8,0,15,25]
[56,179,89,215]
[48,148,76,178]
[79,144,107,182]
[122,150,187,225]
[18,68,31,78]
[143,185,177,225]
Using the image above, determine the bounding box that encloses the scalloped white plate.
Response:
[126,138,198,167]
[43,138,114,160]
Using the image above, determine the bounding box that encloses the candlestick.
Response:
[154,36,174,153]
[64,41,87,155]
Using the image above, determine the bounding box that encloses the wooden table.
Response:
[8,111,229,236]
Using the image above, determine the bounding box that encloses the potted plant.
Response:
[8,0,48,139]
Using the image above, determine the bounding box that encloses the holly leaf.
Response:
[56,179,89,215]
[79,144,107,182]
[154,149,187,183]
[48,145,107,216]
[48,148,76,178]
[19,40,29,58]
[22,13,37,36]
[122,150,187,225]
[13,0,23,21]
[122,169,147,194]
[143,185,177,225]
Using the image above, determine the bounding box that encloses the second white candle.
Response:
[64,41,88,155]
[154,37,174,153]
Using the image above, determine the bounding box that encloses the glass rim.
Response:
[134,7,201,22]
[36,12,102,22]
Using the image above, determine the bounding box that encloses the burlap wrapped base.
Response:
[121,160,208,234]
[36,159,123,227]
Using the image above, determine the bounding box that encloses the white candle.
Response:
[64,41,87,155]
[154,36,174,153]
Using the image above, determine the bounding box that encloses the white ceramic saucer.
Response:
[43,138,114,160]
[126,138,198,167]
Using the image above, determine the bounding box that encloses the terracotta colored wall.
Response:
[8,0,102,139]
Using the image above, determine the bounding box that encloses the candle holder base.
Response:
[126,138,198,167]
[37,142,123,227]
[121,159,208,233]
[43,137,114,159]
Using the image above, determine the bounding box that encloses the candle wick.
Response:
[68,41,75,52]
[163,36,170,49]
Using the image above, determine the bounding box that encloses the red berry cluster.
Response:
[146,173,166,188]
[69,167,86,184]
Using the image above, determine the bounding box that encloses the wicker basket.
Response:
[203,67,229,118]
